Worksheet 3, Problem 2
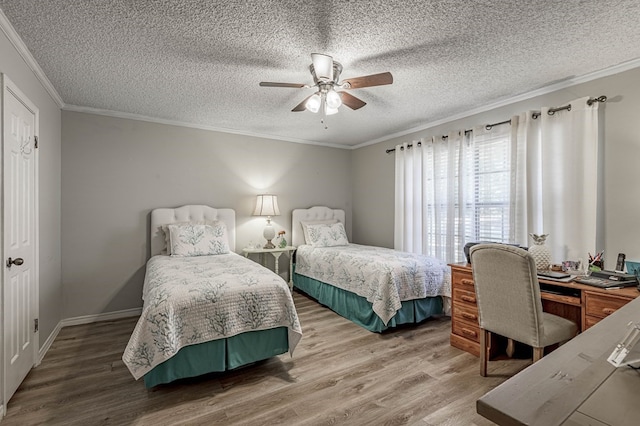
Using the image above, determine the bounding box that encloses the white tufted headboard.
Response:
[291,206,345,247]
[150,205,236,256]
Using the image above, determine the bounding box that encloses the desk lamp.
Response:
[253,194,280,249]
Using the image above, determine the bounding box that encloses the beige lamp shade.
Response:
[253,194,280,248]
[253,194,280,217]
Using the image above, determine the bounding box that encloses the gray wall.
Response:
[61,111,352,318]
[0,29,62,347]
[352,67,640,269]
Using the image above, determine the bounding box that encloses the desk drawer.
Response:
[453,288,477,307]
[583,315,601,330]
[584,291,632,320]
[452,270,475,292]
[452,301,479,324]
[452,318,480,343]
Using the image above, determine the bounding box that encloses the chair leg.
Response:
[533,347,544,362]
[506,338,515,358]
[480,328,489,376]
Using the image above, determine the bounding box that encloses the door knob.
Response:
[6,257,24,268]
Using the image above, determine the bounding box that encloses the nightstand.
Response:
[242,246,296,288]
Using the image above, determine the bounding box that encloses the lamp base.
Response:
[263,240,275,249]
[263,219,276,249]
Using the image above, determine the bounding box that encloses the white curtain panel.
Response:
[394,139,424,253]
[531,97,599,262]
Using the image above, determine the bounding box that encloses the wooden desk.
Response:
[476,295,640,425]
[449,263,639,357]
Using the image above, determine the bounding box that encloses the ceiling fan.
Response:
[259,53,393,119]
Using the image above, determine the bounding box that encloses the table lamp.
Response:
[253,194,281,249]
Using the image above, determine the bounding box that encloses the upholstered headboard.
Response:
[291,206,345,247]
[150,205,236,256]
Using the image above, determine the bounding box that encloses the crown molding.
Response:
[0,8,64,108]
[62,104,352,150]
[354,58,640,150]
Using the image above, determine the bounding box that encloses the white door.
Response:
[3,77,38,407]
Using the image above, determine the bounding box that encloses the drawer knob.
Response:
[461,279,474,285]
[461,312,477,321]
[602,308,615,315]
[461,295,476,303]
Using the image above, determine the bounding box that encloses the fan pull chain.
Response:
[321,98,329,129]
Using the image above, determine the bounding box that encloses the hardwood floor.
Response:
[3,291,530,425]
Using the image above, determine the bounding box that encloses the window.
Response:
[395,126,516,263]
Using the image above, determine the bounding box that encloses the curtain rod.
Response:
[385,95,607,154]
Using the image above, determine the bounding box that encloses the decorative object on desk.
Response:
[588,250,604,271]
[253,194,281,249]
[561,260,582,274]
[277,230,287,248]
[528,233,550,270]
[625,260,640,279]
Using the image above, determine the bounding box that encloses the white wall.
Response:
[352,66,640,270]
[61,111,352,318]
[0,27,62,348]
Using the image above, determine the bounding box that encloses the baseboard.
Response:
[38,320,62,365]
[37,308,142,365]
[60,307,142,328]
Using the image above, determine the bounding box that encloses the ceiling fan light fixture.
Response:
[306,93,322,113]
[325,89,342,109]
[311,53,333,81]
[325,105,339,116]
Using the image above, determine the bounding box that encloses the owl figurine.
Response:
[529,233,550,270]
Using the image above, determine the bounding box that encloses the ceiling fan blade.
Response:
[339,92,367,110]
[311,53,334,80]
[342,72,393,89]
[259,82,307,88]
[292,95,313,112]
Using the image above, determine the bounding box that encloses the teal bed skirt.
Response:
[293,270,443,332]
[143,327,289,388]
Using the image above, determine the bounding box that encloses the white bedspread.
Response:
[123,253,302,380]
[295,244,451,324]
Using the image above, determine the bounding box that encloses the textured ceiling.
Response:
[1,1,640,147]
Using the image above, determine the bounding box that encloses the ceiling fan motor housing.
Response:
[310,61,343,85]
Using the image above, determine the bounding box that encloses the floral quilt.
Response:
[295,244,451,325]
[123,253,302,380]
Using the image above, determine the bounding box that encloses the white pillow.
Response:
[168,223,230,256]
[300,219,338,245]
[306,222,349,247]
[161,220,221,254]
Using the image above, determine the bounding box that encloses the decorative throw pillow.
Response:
[161,220,221,254]
[300,219,338,245]
[306,222,349,247]
[168,223,230,256]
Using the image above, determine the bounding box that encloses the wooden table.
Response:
[477,295,640,425]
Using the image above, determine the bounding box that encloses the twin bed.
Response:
[123,204,450,387]
[291,206,451,332]
[123,205,302,388]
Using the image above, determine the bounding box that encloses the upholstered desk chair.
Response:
[469,244,578,377]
